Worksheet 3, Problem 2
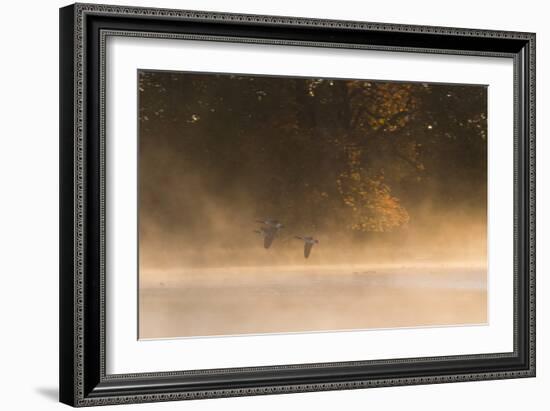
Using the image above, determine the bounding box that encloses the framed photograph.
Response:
[59,3,536,406]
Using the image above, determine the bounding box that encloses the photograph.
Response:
[137,70,488,339]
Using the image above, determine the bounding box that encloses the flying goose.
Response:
[254,219,285,249]
[254,226,279,249]
[295,236,319,258]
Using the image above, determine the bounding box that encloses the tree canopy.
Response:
[138,70,487,244]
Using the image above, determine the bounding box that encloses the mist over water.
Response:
[138,71,488,339]
[139,196,487,339]
[139,209,487,338]
[140,265,486,339]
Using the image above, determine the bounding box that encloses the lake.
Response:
[139,264,487,339]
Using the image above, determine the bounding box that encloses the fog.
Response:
[138,184,487,339]
[137,70,487,338]
[138,177,486,273]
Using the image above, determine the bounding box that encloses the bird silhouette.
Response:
[254,219,284,249]
[295,236,319,258]
[254,226,278,249]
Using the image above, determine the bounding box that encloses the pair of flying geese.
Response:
[254,219,319,258]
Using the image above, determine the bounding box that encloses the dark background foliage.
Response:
[138,70,487,263]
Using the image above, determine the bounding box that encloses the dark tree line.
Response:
[138,70,487,238]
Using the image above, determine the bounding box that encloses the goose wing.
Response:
[264,232,275,248]
[256,219,278,227]
[263,227,277,249]
[304,242,314,258]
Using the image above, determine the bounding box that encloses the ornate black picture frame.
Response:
[59,3,535,406]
